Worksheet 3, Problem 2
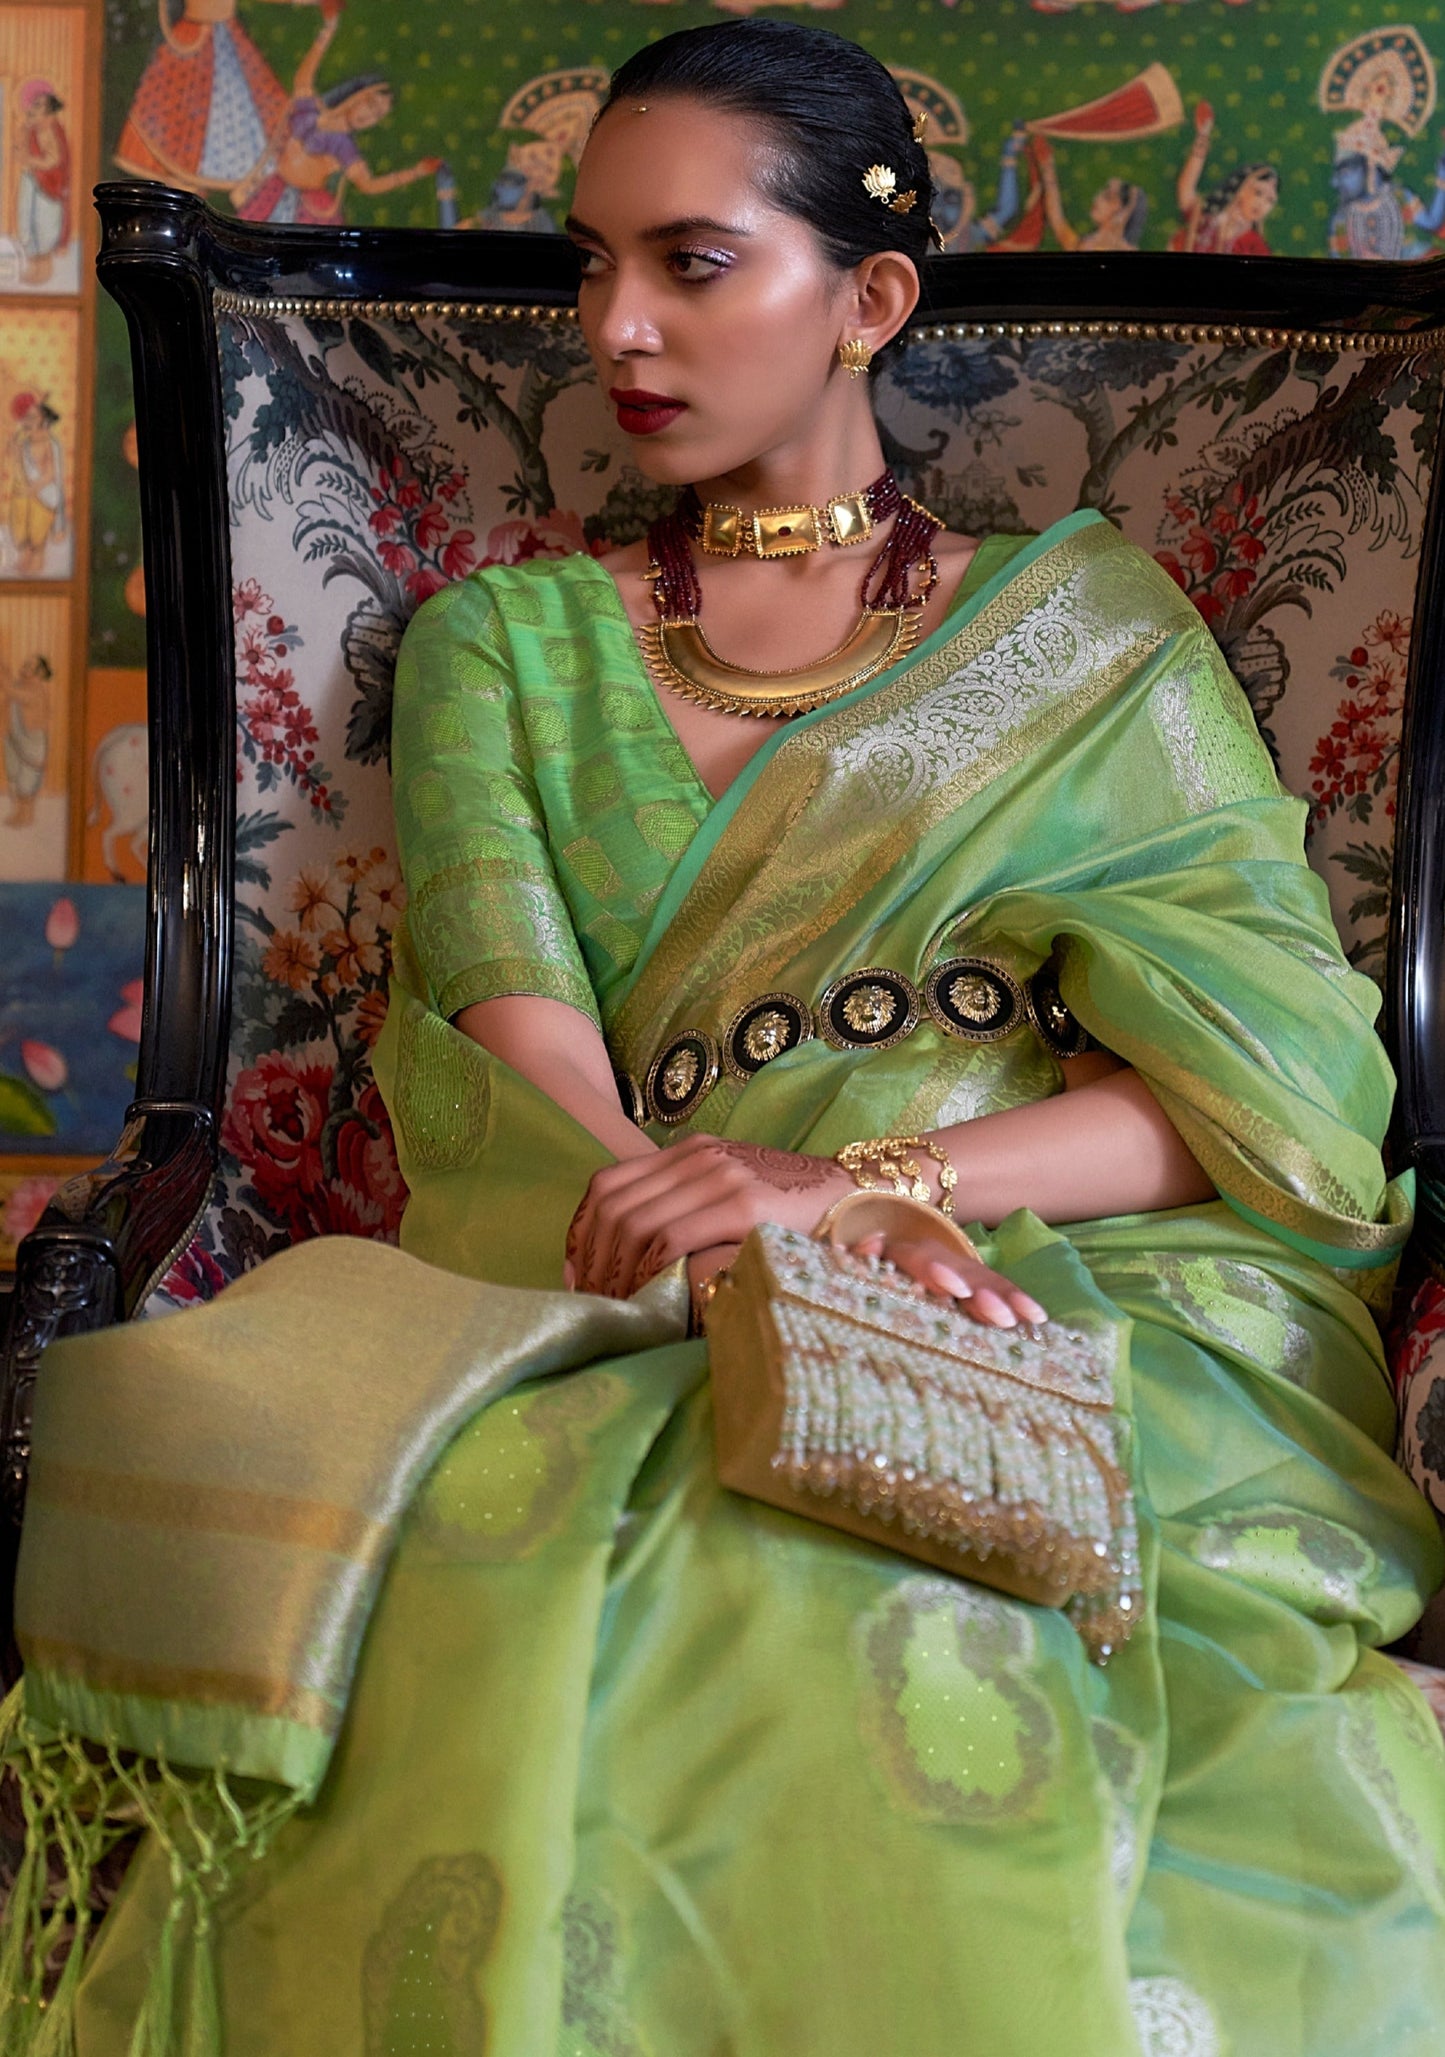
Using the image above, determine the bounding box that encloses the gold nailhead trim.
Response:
[210,294,1445,355]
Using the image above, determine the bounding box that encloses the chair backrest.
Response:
[81,193,1445,1337]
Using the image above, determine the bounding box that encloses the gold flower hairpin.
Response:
[863,163,919,214]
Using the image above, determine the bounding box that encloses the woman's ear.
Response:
[845,249,922,357]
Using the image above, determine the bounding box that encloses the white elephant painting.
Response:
[88,721,147,880]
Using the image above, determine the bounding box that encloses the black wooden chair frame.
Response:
[3,181,1445,1647]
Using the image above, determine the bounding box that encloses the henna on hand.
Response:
[707,1140,835,1193]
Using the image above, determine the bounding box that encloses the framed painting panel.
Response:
[0,300,77,581]
[0,587,69,879]
[0,4,85,298]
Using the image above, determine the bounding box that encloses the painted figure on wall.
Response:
[6,394,66,578]
[233,6,440,225]
[1171,103,1278,253]
[991,65,1180,252]
[1319,27,1445,260]
[2,652,50,830]
[14,81,70,287]
[455,69,607,235]
[1037,143,1148,249]
[114,0,330,199]
[887,72,1023,252]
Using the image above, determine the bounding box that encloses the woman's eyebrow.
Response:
[564,213,754,246]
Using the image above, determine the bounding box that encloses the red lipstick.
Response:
[610,386,687,436]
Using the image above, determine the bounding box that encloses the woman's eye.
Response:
[573,247,605,278]
[668,249,729,282]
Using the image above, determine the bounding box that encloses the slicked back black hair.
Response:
[600,20,935,370]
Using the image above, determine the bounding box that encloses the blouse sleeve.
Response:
[390,571,601,1027]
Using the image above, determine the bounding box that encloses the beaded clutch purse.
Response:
[706,1200,1141,1661]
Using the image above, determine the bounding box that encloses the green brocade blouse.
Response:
[391,534,1031,1027]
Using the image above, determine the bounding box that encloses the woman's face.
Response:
[1237,170,1278,222]
[344,86,392,133]
[1091,180,1126,229]
[568,96,863,486]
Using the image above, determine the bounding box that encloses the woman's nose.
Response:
[589,268,663,363]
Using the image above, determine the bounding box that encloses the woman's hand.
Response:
[564,1133,1047,1328]
[565,1133,852,1300]
[845,1230,1047,1330]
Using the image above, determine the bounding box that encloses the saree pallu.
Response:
[42,512,1445,2054]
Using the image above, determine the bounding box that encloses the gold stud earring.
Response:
[838,338,873,379]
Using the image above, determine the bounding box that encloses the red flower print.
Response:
[414,504,448,550]
[223,1052,332,1232]
[378,540,418,576]
[158,1239,229,1306]
[405,567,449,607]
[482,508,588,565]
[441,530,477,581]
[1309,608,1409,828]
[321,1081,407,1239]
[1181,527,1218,577]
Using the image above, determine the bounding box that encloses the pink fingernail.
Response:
[931,1264,974,1298]
[562,1261,575,1290]
[978,1294,1017,1327]
[1020,1298,1048,1324]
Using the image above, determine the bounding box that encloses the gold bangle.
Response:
[816,1190,981,1266]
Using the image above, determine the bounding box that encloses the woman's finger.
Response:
[573,1151,726,1294]
[854,1234,1048,1330]
[566,1150,669,1276]
[569,1136,736,1291]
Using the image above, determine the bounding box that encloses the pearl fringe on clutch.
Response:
[707,1218,1142,1661]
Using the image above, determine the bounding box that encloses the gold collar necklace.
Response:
[638,468,943,719]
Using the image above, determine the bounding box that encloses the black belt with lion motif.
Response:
[612,957,1093,1127]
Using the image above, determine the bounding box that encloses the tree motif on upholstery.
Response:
[1149,349,1433,755]
[221,307,601,774]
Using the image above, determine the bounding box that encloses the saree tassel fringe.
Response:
[0,1686,301,2057]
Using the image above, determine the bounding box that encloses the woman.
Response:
[113,0,316,198]
[1171,101,1278,255]
[9,20,1445,2057]
[14,81,70,286]
[1037,141,1148,251]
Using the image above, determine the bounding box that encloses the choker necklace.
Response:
[638,467,944,719]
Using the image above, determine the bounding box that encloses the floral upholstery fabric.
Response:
[147,302,1445,1585]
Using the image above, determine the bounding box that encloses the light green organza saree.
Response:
[6,510,1445,2057]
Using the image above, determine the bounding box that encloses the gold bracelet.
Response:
[836,1135,956,1215]
[834,1138,930,1204]
[908,1136,958,1218]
